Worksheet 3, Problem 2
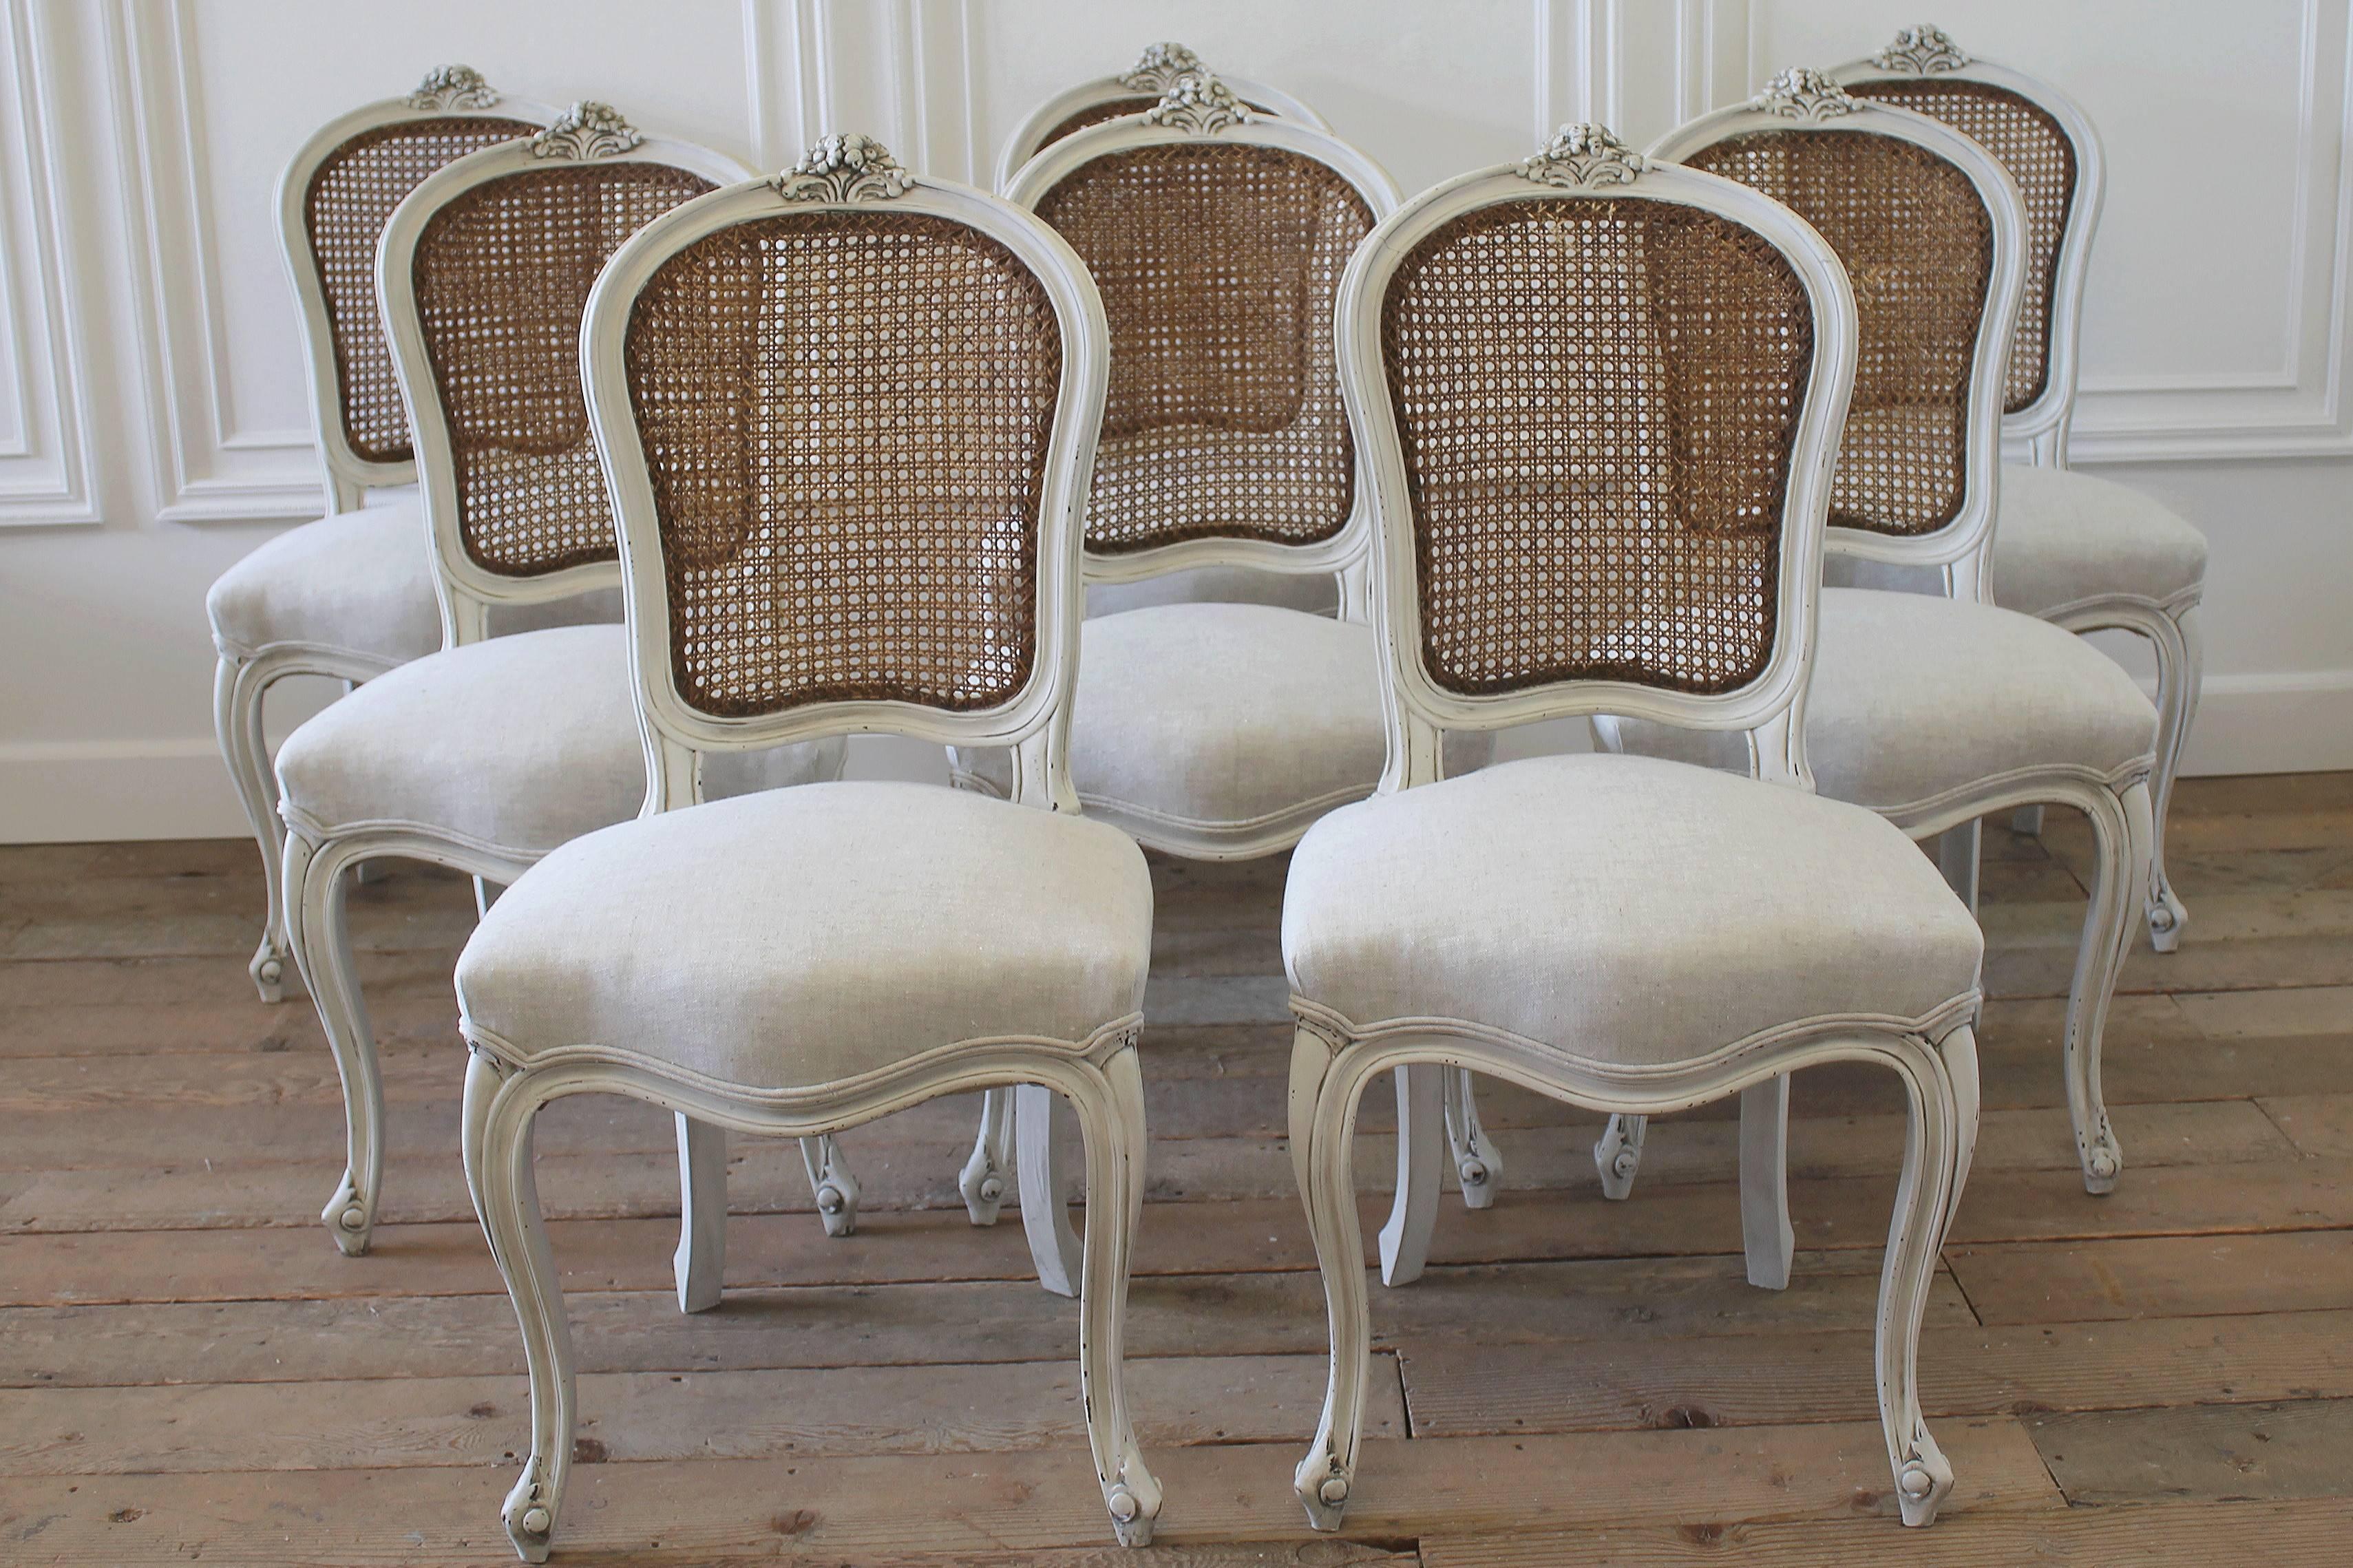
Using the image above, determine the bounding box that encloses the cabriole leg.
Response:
[1067,1050,1162,1545]
[1936,818,1981,916]
[284,829,381,1255]
[2144,605,2202,953]
[1015,1082,1084,1298]
[1594,1113,1647,1200]
[1377,1062,1445,1286]
[1442,1065,1502,1209]
[463,1051,577,1564]
[959,1088,1014,1225]
[1739,1076,1795,1290]
[673,1114,726,1313]
[2067,783,2152,1194]
[215,655,291,1003]
[1291,1024,1372,1532]
[799,1134,859,1238]
[1873,1032,1967,1527]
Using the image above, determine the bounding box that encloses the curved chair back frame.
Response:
[1651,92,2026,599]
[1006,95,1399,590]
[582,156,1111,817]
[993,45,1329,193]
[1832,39,2104,463]
[1335,136,1859,795]
[377,123,755,645]
[277,72,559,512]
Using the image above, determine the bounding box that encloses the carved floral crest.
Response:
[404,65,499,112]
[1517,123,1646,189]
[774,134,915,202]
[1142,72,1251,135]
[1753,67,1864,120]
[1118,41,1207,92]
[529,102,644,160]
[1874,24,1972,75]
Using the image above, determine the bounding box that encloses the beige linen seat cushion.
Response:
[1284,753,1983,1065]
[207,500,442,667]
[1086,565,1338,617]
[455,781,1154,1091]
[273,623,841,855]
[207,496,626,668]
[1991,463,2208,618]
[1605,587,2157,819]
[964,603,1384,838]
[962,602,1495,843]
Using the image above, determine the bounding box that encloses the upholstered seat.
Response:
[1285,754,1983,1066]
[207,500,441,666]
[1992,462,2208,617]
[457,781,1152,1089]
[275,623,836,854]
[965,603,1375,834]
[1607,586,2156,818]
[209,498,624,670]
[1086,565,1338,618]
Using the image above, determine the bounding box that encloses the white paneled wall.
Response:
[1,0,2347,840]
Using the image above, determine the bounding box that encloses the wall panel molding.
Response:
[109,0,320,523]
[744,0,975,183]
[0,0,101,526]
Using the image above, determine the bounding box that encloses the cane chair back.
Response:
[377,105,752,644]
[1652,71,2025,600]
[582,136,1109,816]
[1006,73,1396,593]
[993,41,1330,193]
[1835,26,2102,458]
[1336,124,1858,793]
[277,67,558,512]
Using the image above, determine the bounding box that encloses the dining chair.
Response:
[455,131,1159,1559]
[1835,24,2207,954]
[993,39,1329,193]
[1411,72,2154,1284]
[209,66,554,1004]
[943,72,1498,1292]
[1006,45,1339,622]
[273,105,843,1260]
[1287,120,1981,1532]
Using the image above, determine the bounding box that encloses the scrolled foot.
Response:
[815,1179,857,1238]
[1296,1464,1351,1532]
[1895,1436,1954,1527]
[2146,877,2186,955]
[1104,1475,1161,1547]
[249,937,288,1005]
[501,1461,558,1563]
[958,1142,1007,1227]
[321,1172,372,1256]
[2081,1129,2122,1196]
[1455,1148,1496,1211]
[1593,1116,1646,1202]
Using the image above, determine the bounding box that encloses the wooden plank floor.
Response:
[3,771,2352,1565]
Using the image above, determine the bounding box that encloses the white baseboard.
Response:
[2,672,2349,843]
[2172,668,2353,776]
[0,737,249,843]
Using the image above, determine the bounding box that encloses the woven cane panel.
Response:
[1036,94,1280,151]
[1033,143,1371,555]
[1379,198,1814,697]
[410,163,715,577]
[1685,130,1992,538]
[622,211,1064,719]
[303,116,540,465]
[1849,78,2076,413]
